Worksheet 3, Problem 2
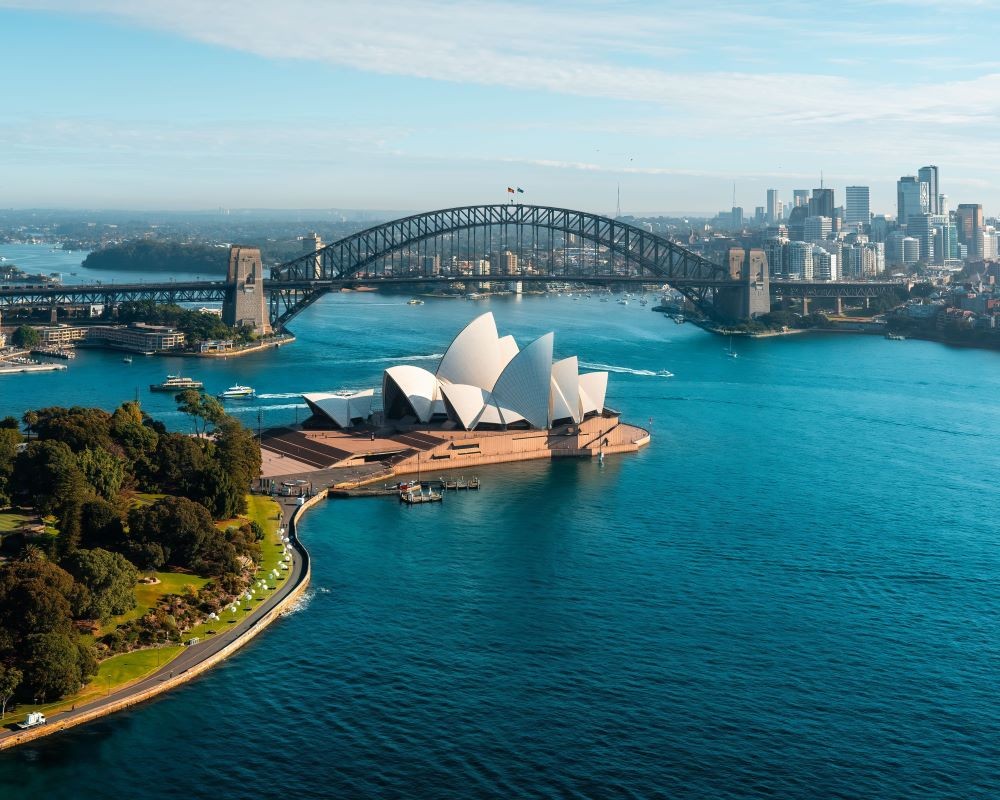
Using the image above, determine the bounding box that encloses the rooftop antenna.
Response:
[820,171,824,189]
[732,182,736,208]
[616,183,621,218]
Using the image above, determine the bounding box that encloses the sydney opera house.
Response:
[260,313,649,478]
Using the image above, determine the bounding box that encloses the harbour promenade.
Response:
[0,492,317,751]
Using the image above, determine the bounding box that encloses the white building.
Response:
[812,247,837,281]
[786,241,813,279]
[305,313,608,432]
[804,216,832,242]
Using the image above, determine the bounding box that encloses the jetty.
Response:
[330,477,480,499]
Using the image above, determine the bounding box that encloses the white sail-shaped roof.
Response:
[382,365,439,423]
[436,312,503,391]
[438,383,491,430]
[491,332,554,430]
[303,389,374,428]
[550,356,581,424]
[496,335,520,374]
[578,372,608,416]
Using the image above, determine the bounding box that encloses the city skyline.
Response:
[3,1,1000,212]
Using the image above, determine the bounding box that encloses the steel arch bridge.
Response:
[267,203,731,328]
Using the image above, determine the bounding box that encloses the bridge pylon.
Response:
[713,247,770,320]
[222,246,271,335]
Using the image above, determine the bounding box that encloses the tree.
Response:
[0,416,20,430]
[0,426,22,506]
[127,496,238,576]
[0,664,22,719]
[175,390,225,436]
[63,548,138,622]
[11,325,40,348]
[29,407,116,453]
[79,498,126,551]
[214,418,261,494]
[152,433,210,496]
[76,446,128,500]
[23,632,96,702]
[0,558,83,638]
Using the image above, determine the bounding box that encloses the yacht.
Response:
[218,384,256,399]
[406,298,425,305]
[150,374,204,392]
[618,299,629,305]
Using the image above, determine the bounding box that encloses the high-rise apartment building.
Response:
[812,247,837,280]
[918,165,939,214]
[907,214,936,264]
[763,237,787,278]
[845,186,870,226]
[766,189,779,223]
[803,216,832,241]
[786,241,813,279]
[897,176,929,224]
[956,203,984,258]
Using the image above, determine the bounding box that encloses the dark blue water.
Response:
[2,255,1000,798]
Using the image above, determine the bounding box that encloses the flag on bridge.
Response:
[517,187,524,193]
[507,187,515,194]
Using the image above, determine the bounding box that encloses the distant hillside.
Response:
[83,240,229,274]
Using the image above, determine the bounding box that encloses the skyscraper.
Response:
[793,189,809,208]
[907,214,936,264]
[804,216,832,241]
[766,189,779,223]
[808,188,834,218]
[845,186,870,226]
[897,176,928,224]
[918,165,939,214]
[956,203,984,258]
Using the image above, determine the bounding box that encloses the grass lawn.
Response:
[0,511,33,534]
[130,491,166,508]
[2,646,185,728]
[181,495,286,643]
[2,496,286,730]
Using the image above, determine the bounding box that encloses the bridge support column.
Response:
[222,246,271,335]
[50,305,58,323]
[802,297,809,315]
[835,297,843,316]
[864,297,870,310]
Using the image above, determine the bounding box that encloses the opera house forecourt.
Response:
[260,313,649,478]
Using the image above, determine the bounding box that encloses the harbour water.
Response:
[1,246,1000,797]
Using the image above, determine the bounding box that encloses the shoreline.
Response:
[0,493,317,751]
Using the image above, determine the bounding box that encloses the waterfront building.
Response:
[786,241,813,279]
[36,323,187,353]
[304,313,609,433]
[897,176,929,225]
[804,215,832,241]
[956,203,984,258]
[845,186,870,226]
[766,189,779,223]
[422,255,441,274]
[918,165,939,214]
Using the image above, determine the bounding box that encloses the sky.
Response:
[2,0,1000,215]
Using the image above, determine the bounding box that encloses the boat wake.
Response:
[580,361,674,378]
[349,352,444,365]
[255,392,303,399]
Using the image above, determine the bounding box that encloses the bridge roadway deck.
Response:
[0,275,903,304]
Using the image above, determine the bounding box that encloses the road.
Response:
[0,493,309,747]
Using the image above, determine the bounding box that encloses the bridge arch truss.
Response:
[269,204,729,328]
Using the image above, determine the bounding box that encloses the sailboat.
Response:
[725,336,738,358]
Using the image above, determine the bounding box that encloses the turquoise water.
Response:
[2,255,1000,797]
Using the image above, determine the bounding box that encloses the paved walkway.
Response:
[0,494,309,746]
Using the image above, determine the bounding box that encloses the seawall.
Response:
[0,492,321,751]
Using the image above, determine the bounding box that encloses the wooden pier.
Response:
[330,476,480,499]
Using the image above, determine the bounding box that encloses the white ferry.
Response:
[217,384,256,399]
[150,375,204,392]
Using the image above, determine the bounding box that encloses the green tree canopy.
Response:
[63,548,138,622]
[22,632,97,702]
[0,664,22,719]
[11,325,41,348]
[176,390,226,436]
[76,446,129,500]
[127,496,238,576]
